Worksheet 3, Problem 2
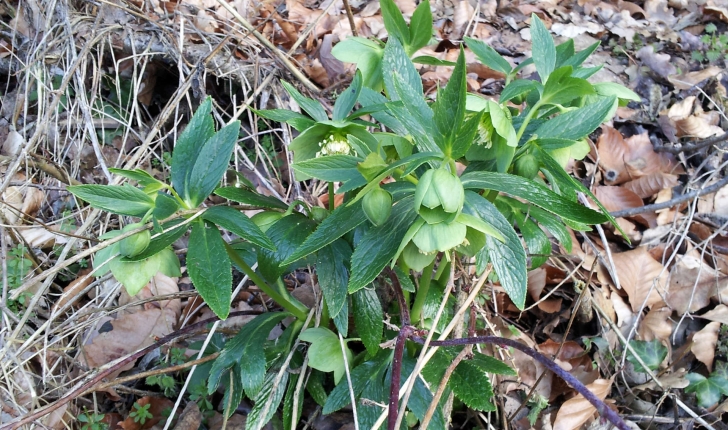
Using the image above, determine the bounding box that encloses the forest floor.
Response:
[1,0,728,429]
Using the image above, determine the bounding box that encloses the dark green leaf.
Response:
[685,373,728,408]
[461,171,608,225]
[281,81,328,122]
[283,372,303,430]
[348,196,418,293]
[465,37,512,75]
[186,121,240,207]
[352,287,384,355]
[317,240,351,318]
[464,192,527,309]
[530,14,556,81]
[555,39,575,67]
[626,339,667,372]
[323,350,391,414]
[408,0,433,53]
[433,48,467,154]
[514,210,551,268]
[412,56,455,66]
[398,355,446,429]
[380,0,410,46]
[208,313,288,398]
[282,200,367,265]
[469,351,517,375]
[108,168,165,188]
[293,155,365,183]
[394,265,415,292]
[214,187,289,210]
[202,206,275,250]
[258,214,317,282]
[531,138,579,150]
[333,70,363,121]
[68,184,154,217]
[246,369,289,430]
[450,360,496,411]
[500,80,538,104]
[332,38,384,91]
[188,220,232,319]
[152,192,179,220]
[540,66,594,107]
[450,111,481,160]
[563,41,600,69]
[534,96,616,141]
[254,109,316,132]
[171,97,214,199]
[504,197,571,253]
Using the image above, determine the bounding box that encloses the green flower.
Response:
[317,134,355,157]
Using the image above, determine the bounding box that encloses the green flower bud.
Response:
[412,220,467,253]
[431,169,464,214]
[514,153,540,179]
[362,186,392,226]
[119,223,151,258]
[251,211,283,233]
[316,134,354,157]
[310,206,329,223]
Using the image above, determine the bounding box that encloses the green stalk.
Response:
[410,259,436,324]
[224,242,308,321]
[328,182,335,212]
[434,259,451,282]
[515,100,543,142]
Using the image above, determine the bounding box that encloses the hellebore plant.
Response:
[69,1,640,429]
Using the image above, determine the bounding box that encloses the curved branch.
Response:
[410,335,630,430]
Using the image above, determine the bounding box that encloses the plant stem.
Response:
[515,100,542,142]
[433,259,450,282]
[410,259,436,324]
[224,242,308,321]
[328,182,335,212]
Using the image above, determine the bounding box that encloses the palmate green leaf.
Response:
[292,155,364,183]
[464,37,512,75]
[202,206,275,251]
[246,369,289,430]
[563,41,600,69]
[186,121,241,208]
[188,219,232,319]
[534,95,616,141]
[540,66,594,107]
[461,171,608,225]
[152,192,179,220]
[68,184,154,217]
[316,240,351,319]
[300,328,354,384]
[433,48,467,154]
[380,0,410,46]
[282,200,367,265]
[359,88,406,134]
[208,312,288,398]
[280,80,328,122]
[214,186,289,210]
[383,37,422,102]
[685,373,728,408]
[333,70,363,121]
[108,167,167,189]
[171,97,214,200]
[323,350,391,414]
[387,99,440,154]
[352,287,384,355]
[627,339,667,372]
[503,197,572,253]
[451,111,481,159]
[464,192,527,309]
[258,214,318,282]
[408,0,433,53]
[397,356,446,429]
[555,39,575,67]
[530,14,556,81]
[348,196,418,293]
[500,80,539,104]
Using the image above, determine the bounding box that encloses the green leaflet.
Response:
[352,287,383,355]
[68,184,154,217]
[188,219,232,319]
[202,206,275,251]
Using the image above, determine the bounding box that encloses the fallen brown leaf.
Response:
[666,253,727,315]
[119,396,174,430]
[622,172,679,199]
[609,248,667,312]
[553,379,613,430]
[700,304,728,325]
[692,321,721,371]
[668,66,723,90]
[668,96,725,139]
[638,306,673,341]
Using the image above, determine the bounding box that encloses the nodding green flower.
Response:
[316,134,355,157]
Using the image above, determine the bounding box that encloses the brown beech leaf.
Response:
[692,321,721,371]
[668,96,725,139]
[636,46,676,78]
[639,306,673,341]
[609,248,667,312]
[597,126,677,185]
[666,253,728,315]
[594,185,656,227]
[553,379,613,430]
[668,66,723,90]
[622,172,679,199]
[699,304,728,325]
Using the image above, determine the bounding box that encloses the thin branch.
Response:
[420,345,471,429]
[410,335,631,430]
[610,174,728,218]
[342,0,358,37]
[653,132,728,154]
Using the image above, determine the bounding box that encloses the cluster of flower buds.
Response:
[119,223,151,258]
[316,134,356,157]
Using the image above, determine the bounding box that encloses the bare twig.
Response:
[653,132,728,154]
[342,0,358,37]
[420,345,471,429]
